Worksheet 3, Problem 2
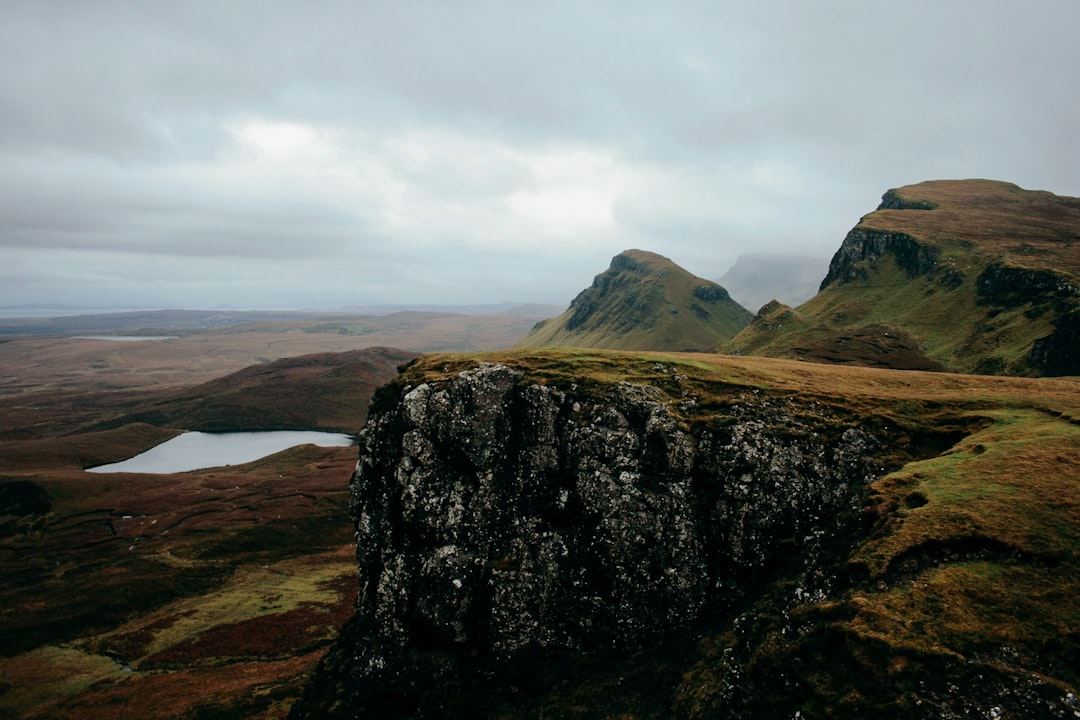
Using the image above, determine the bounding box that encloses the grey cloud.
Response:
[1,0,1078,310]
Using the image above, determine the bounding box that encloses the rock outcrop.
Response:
[293,359,888,717]
[820,228,940,289]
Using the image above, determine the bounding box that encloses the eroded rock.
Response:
[304,362,884,716]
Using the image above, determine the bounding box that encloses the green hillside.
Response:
[723,180,1080,376]
[518,249,752,351]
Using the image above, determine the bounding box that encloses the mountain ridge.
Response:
[723,179,1080,375]
[517,249,752,351]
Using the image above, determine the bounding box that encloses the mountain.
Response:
[517,249,752,351]
[722,180,1080,376]
[716,253,831,312]
[290,349,1080,719]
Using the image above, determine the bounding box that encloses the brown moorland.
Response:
[4,306,1078,716]
[0,311,534,719]
[864,179,1080,274]
[0,445,359,720]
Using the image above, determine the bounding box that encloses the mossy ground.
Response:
[0,445,359,720]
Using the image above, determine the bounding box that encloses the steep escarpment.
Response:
[294,358,884,717]
[518,249,752,351]
[724,180,1080,375]
[820,228,940,288]
[291,350,1080,718]
[355,362,878,653]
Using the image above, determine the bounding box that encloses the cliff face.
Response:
[819,228,941,289]
[296,359,888,717]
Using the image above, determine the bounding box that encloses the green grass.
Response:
[729,251,1066,375]
[857,408,1080,573]
[0,645,122,715]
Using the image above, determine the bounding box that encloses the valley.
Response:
[0,310,534,719]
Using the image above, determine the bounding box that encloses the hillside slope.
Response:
[723,180,1080,375]
[95,346,420,434]
[518,249,752,351]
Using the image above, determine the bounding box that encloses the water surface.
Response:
[72,335,178,342]
[87,431,355,474]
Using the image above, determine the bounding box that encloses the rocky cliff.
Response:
[351,360,880,657]
[284,349,1080,719]
[293,359,881,717]
[819,228,941,288]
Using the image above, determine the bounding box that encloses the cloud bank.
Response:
[2,1,1078,310]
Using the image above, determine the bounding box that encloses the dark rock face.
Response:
[876,188,939,211]
[821,228,939,290]
[564,269,660,332]
[975,264,1080,375]
[1029,310,1080,376]
[976,263,1079,308]
[304,363,884,717]
[692,284,731,302]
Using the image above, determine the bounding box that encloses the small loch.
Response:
[72,335,179,341]
[87,431,355,474]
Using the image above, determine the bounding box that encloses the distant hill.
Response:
[0,308,330,336]
[99,346,420,433]
[517,249,752,351]
[339,302,567,320]
[723,180,1080,376]
[717,253,830,313]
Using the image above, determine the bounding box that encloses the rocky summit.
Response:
[290,349,1080,719]
[517,249,752,351]
[724,180,1080,376]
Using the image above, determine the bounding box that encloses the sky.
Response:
[2,0,1078,311]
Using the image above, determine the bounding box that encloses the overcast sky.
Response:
[2,1,1078,311]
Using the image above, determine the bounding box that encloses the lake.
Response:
[87,431,356,474]
[72,335,178,342]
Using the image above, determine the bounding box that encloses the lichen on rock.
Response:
[303,360,887,717]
